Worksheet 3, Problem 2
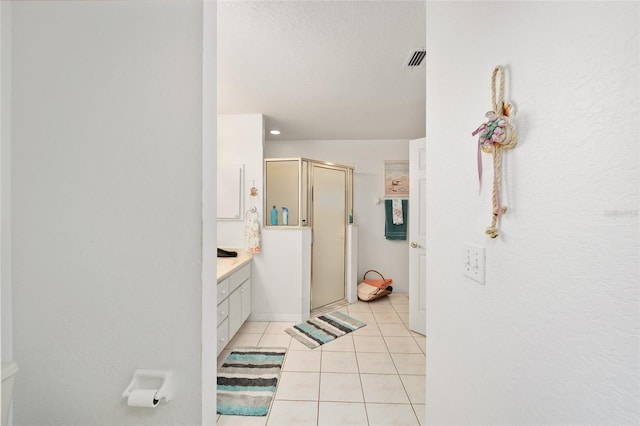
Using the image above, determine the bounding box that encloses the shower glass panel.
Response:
[265,159,301,226]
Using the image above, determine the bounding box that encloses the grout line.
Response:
[316,347,323,425]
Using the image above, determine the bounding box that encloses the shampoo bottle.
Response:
[270,205,278,225]
[282,207,289,225]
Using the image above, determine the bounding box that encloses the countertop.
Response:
[217,249,253,282]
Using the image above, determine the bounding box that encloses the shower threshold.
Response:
[310,299,348,317]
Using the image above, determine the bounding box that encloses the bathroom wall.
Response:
[201,1,217,423]
[10,2,205,425]
[1,0,12,362]
[426,2,639,425]
[265,139,412,292]
[217,114,264,249]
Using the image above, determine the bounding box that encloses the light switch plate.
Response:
[463,243,486,284]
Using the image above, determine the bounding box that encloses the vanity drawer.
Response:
[217,318,229,356]
[217,298,229,326]
[218,278,230,301]
[229,264,251,292]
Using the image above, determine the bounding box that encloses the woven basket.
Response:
[357,270,393,302]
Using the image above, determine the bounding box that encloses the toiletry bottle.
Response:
[282,207,289,225]
[270,205,278,225]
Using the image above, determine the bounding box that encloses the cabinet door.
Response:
[229,288,243,337]
[240,280,251,323]
[217,318,229,356]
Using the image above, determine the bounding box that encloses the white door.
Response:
[409,138,426,335]
[310,164,347,310]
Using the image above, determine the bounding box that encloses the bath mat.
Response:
[217,347,287,416]
[285,311,366,349]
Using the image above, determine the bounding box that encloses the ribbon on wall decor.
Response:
[471,66,517,238]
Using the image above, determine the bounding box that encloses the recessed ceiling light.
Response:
[270,130,281,135]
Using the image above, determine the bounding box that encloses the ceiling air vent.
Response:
[404,49,426,68]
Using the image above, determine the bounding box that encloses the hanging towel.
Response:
[385,199,408,240]
[392,199,403,225]
[244,209,261,253]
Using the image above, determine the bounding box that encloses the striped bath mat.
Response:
[285,311,366,349]
[217,347,287,416]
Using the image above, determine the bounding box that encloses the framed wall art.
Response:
[383,160,409,198]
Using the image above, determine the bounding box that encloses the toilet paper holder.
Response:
[122,369,174,405]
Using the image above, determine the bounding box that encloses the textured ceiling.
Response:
[218,1,426,141]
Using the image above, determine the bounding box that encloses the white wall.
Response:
[217,114,264,249]
[251,228,312,322]
[1,0,13,362]
[266,139,411,292]
[426,2,639,425]
[201,1,217,424]
[11,2,204,425]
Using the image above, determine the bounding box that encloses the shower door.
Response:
[310,163,347,310]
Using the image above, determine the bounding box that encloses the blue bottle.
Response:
[270,205,278,225]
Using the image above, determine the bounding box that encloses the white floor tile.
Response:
[283,350,321,372]
[275,372,320,401]
[389,297,409,306]
[379,323,413,337]
[321,334,355,352]
[239,321,269,334]
[347,302,373,313]
[394,305,410,313]
[353,335,388,353]
[321,351,359,373]
[319,372,364,402]
[347,312,377,325]
[383,336,423,353]
[289,337,317,351]
[390,293,408,299]
[368,301,395,312]
[267,400,318,426]
[373,311,404,324]
[365,403,419,426]
[217,414,267,425]
[318,401,368,426]
[264,321,295,334]
[352,323,381,337]
[413,404,425,426]
[258,333,292,348]
[228,333,261,348]
[400,374,425,404]
[360,374,410,403]
[215,297,425,426]
[356,352,398,375]
[391,353,426,375]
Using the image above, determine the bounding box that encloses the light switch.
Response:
[463,243,486,284]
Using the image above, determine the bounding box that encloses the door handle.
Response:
[411,241,421,248]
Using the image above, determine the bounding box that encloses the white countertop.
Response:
[217,249,253,281]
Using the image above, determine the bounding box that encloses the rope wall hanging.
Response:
[472,65,517,239]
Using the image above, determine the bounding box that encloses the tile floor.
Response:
[216,292,425,426]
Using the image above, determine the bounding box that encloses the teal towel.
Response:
[384,199,408,240]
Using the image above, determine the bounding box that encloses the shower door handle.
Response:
[410,241,421,249]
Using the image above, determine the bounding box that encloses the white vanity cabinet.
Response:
[217,262,251,356]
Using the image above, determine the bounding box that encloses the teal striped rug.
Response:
[217,347,287,416]
[285,311,366,349]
